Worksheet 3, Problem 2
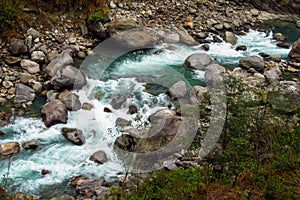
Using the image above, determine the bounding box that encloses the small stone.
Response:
[104,107,112,113]
[110,1,117,8]
[297,20,300,28]
[5,56,22,65]
[82,102,93,110]
[2,81,13,89]
[128,105,138,115]
[236,45,247,51]
[31,51,45,62]
[7,87,16,95]
[68,36,76,44]
[77,51,86,59]
[184,16,194,30]
[41,169,51,175]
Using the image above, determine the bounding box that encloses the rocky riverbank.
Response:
[0,0,300,199]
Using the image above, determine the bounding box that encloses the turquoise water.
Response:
[0,29,295,198]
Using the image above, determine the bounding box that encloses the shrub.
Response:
[88,9,109,23]
[0,2,18,30]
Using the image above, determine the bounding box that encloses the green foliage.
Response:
[50,17,58,25]
[88,9,109,23]
[0,1,18,30]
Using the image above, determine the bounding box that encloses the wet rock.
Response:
[20,59,40,74]
[58,89,81,111]
[51,65,86,90]
[116,118,132,127]
[104,107,112,113]
[201,44,210,51]
[110,94,127,109]
[82,102,93,110]
[183,53,213,70]
[10,38,27,55]
[213,36,223,43]
[239,56,265,72]
[289,38,300,62]
[31,51,45,63]
[14,83,36,104]
[276,42,290,49]
[22,140,39,150]
[273,33,286,41]
[0,142,20,160]
[128,105,138,115]
[41,99,68,127]
[89,150,108,164]
[236,45,247,51]
[168,81,188,99]
[61,128,86,145]
[224,31,237,45]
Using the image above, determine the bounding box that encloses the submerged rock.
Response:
[89,150,108,164]
[0,142,20,160]
[41,100,68,127]
[61,128,86,145]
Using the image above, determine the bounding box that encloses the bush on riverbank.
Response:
[110,77,300,200]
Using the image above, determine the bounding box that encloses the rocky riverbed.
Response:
[0,0,300,199]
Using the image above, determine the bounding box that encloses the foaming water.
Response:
[0,29,291,196]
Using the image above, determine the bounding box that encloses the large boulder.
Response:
[46,51,73,77]
[51,65,86,90]
[288,38,300,62]
[112,27,158,49]
[58,90,81,111]
[183,53,213,70]
[107,17,139,36]
[177,28,199,46]
[41,100,68,127]
[224,31,238,45]
[89,150,108,164]
[14,83,36,104]
[0,142,20,160]
[9,38,27,55]
[20,59,40,74]
[61,128,85,145]
[168,81,188,99]
[239,56,265,72]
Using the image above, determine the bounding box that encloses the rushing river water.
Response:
[0,29,293,198]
